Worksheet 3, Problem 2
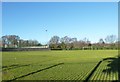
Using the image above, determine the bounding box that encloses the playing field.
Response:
[2,50,119,81]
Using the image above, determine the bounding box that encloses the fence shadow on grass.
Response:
[102,57,120,81]
[2,64,31,71]
[84,57,119,82]
[6,63,64,82]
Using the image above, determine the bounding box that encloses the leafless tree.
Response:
[105,35,117,43]
[49,36,60,49]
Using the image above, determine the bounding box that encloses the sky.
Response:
[2,2,118,44]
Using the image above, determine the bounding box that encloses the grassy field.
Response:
[2,50,119,81]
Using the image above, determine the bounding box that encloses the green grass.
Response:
[2,50,118,80]
[0,52,2,82]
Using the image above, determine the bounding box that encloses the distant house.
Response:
[22,45,49,48]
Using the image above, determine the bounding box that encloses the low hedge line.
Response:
[50,48,118,50]
[1,48,50,51]
[1,47,118,51]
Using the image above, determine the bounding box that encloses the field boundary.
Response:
[7,63,64,82]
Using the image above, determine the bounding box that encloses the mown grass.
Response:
[2,50,118,80]
[0,52,2,82]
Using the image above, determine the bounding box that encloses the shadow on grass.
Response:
[85,57,119,82]
[5,63,64,82]
[84,60,102,82]
[2,64,31,71]
[102,57,120,81]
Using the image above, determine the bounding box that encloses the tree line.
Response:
[0,35,118,50]
[49,35,118,50]
[0,35,42,48]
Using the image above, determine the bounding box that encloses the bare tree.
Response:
[49,36,60,49]
[99,38,105,44]
[60,36,73,49]
[105,35,117,43]
[60,36,71,44]
[49,36,60,44]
